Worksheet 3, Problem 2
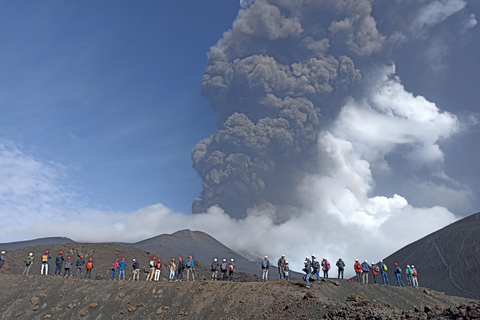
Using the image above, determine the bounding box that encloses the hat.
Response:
[380,260,383,262]
[116,258,119,261]
[153,257,156,260]
[67,256,71,260]
[282,254,285,257]
[59,251,63,254]
[285,261,288,264]
[323,257,326,260]
[314,259,317,262]
[45,250,49,254]
[364,260,367,263]
[188,255,192,258]
[394,263,398,266]
[231,258,234,261]
[80,255,84,258]
[411,265,415,268]
[88,258,93,261]
[264,256,268,258]
[355,259,358,261]
[1,251,5,254]
[172,258,175,261]
[122,257,125,260]
[214,258,217,261]
[29,253,33,256]
[407,265,410,267]
[133,259,136,261]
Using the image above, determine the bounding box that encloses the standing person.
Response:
[169,258,176,281]
[119,257,126,280]
[85,258,94,279]
[220,259,228,281]
[154,258,162,281]
[75,255,85,279]
[176,257,184,281]
[406,265,413,286]
[378,260,389,285]
[277,255,286,280]
[40,250,52,276]
[336,258,345,280]
[0,251,6,269]
[64,256,73,278]
[228,258,236,282]
[394,263,405,286]
[110,258,120,280]
[361,260,370,284]
[411,265,419,286]
[303,260,312,288]
[284,261,290,280]
[371,263,379,284]
[354,259,362,282]
[211,258,219,281]
[23,253,34,275]
[146,257,156,281]
[132,259,140,281]
[261,256,270,282]
[185,255,195,281]
[321,258,331,279]
[311,259,321,282]
[54,251,64,276]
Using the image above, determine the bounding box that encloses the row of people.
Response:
[353,260,419,286]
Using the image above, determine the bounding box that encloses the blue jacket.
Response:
[120,260,126,271]
[185,258,194,269]
[361,262,370,272]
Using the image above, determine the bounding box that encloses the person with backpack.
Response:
[75,255,85,279]
[277,255,286,280]
[176,256,184,281]
[154,258,162,281]
[228,258,236,281]
[261,256,270,282]
[303,260,312,288]
[211,258,219,281]
[85,258,94,279]
[361,260,370,284]
[371,263,380,284]
[321,258,331,279]
[169,258,176,281]
[118,257,126,280]
[23,253,34,275]
[220,258,228,281]
[354,259,362,282]
[146,257,156,281]
[0,251,6,269]
[64,256,73,278]
[378,260,389,285]
[394,263,405,286]
[311,259,321,282]
[336,258,345,280]
[54,251,64,276]
[411,265,419,286]
[185,255,195,281]
[110,258,120,280]
[40,250,52,276]
[284,261,290,280]
[132,258,140,281]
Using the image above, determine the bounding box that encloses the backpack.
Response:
[262,260,268,268]
[228,265,233,271]
[413,269,417,277]
[186,260,192,268]
[375,266,380,272]
[156,262,161,269]
[326,261,331,270]
[211,262,217,271]
[42,255,48,263]
[221,262,227,270]
[86,262,93,270]
[383,264,388,271]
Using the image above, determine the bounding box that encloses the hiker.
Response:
[23,253,34,275]
[146,257,156,281]
[228,258,236,281]
[354,259,362,282]
[321,258,331,279]
[261,256,270,282]
[54,251,64,276]
[76,255,85,279]
[361,260,370,284]
[0,251,5,269]
[154,258,162,281]
[185,255,195,281]
[169,258,176,281]
[132,259,140,281]
[110,258,120,280]
[371,263,379,284]
[378,260,389,285]
[394,263,405,286]
[40,250,52,276]
[406,265,413,286]
[211,258,219,281]
[176,257,184,281]
[336,258,345,280]
[64,256,73,278]
[411,265,419,286]
[284,261,290,280]
[303,260,312,288]
[119,257,126,280]
[85,258,94,279]
[278,255,286,280]
[311,259,321,281]
[305,256,312,265]
[220,258,228,281]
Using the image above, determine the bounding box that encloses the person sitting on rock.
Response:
[54,251,64,276]
[303,260,312,288]
[64,256,73,278]
[228,258,236,282]
[23,253,34,275]
[146,257,156,281]
[311,259,321,281]
[220,258,228,281]
[169,258,176,281]
[371,263,379,284]
[185,255,195,281]
[76,254,85,279]
[354,259,362,282]
[322,258,331,279]
[85,258,94,279]
[261,256,270,282]
[211,258,219,281]
[394,263,405,286]
[176,256,184,281]
[0,251,6,269]
[132,258,140,281]
[154,258,162,281]
[110,258,120,281]
[40,250,52,276]
[119,257,126,280]
[277,255,286,280]
[361,260,370,284]
[336,258,345,280]
[378,260,389,285]
[284,261,290,280]
[411,265,419,286]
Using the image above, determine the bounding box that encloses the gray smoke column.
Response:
[192,0,385,220]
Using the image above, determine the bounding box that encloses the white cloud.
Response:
[412,0,467,32]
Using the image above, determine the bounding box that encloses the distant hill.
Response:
[382,212,480,299]
[0,237,74,251]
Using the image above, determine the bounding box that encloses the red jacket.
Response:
[354,262,362,272]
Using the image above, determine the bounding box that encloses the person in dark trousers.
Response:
[394,263,405,286]
[220,259,228,281]
[176,256,184,281]
[321,258,331,279]
[277,255,286,280]
[76,255,85,279]
[119,257,126,280]
[110,258,120,280]
[354,259,362,282]
[64,256,73,278]
[211,258,219,281]
[0,251,6,269]
[261,256,270,282]
[303,260,312,288]
[371,263,379,284]
[378,260,389,285]
[55,251,64,276]
[85,258,94,279]
[284,261,290,280]
[336,258,345,280]
[311,259,321,281]
[228,258,236,281]
[132,258,140,281]
[361,260,370,284]
[185,255,195,281]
